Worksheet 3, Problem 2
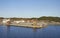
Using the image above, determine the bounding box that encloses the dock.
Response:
[9,22,48,28]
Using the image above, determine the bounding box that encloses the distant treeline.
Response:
[0,16,60,22]
[38,16,60,22]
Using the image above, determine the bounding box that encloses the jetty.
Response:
[9,22,48,28]
[10,24,43,28]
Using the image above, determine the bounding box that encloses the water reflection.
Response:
[33,28,37,32]
[6,26,10,38]
[0,25,60,38]
[33,28,37,38]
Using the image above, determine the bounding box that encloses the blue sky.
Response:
[0,0,60,18]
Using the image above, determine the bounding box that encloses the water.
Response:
[0,25,60,38]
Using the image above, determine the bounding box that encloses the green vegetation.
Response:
[0,16,60,22]
[38,16,60,22]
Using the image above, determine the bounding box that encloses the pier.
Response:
[9,22,48,28]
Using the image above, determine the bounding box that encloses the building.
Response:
[13,20,25,24]
[2,19,11,25]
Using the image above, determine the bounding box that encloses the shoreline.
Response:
[0,21,60,29]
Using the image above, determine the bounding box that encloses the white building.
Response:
[2,19,10,24]
[13,20,25,24]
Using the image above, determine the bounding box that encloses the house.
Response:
[2,19,11,25]
[13,20,25,24]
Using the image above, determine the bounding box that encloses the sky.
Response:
[0,0,60,18]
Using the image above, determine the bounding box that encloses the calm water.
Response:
[0,25,60,38]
